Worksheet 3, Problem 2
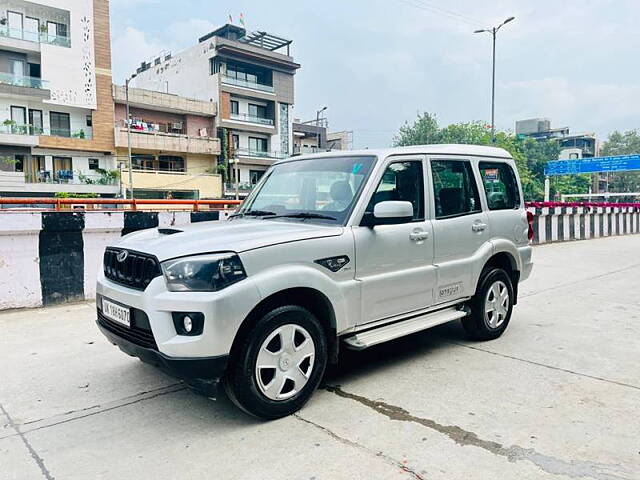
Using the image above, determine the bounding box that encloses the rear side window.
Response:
[479,162,520,210]
[431,160,481,219]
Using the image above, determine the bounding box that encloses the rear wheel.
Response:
[224,305,327,419]
[463,268,514,340]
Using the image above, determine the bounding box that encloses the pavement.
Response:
[1,235,639,480]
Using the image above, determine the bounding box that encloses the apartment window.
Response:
[86,115,93,127]
[158,155,185,172]
[53,156,73,181]
[249,137,268,153]
[226,61,271,86]
[10,106,26,127]
[248,104,267,119]
[24,17,39,42]
[14,155,25,172]
[50,112,71,137]
[29,109,43,135]
[7,11,23,36]
[231,134,240,150]
[479,162,520,210]
[249,170,265,185]
[88,158,99,170]
[132,154,154,170]
[230,100,239,115]
[431,160,481,219]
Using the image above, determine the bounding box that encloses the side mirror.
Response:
[362,201,414,226]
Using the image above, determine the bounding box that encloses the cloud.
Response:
[111,27,168,83]
[165,18,217,49]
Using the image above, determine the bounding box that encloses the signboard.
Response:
[545,155,640,176]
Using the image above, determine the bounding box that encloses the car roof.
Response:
[275,144,513,165]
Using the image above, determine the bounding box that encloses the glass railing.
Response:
[0,71,49,89]
[25,171,118,185]
[221,74,275,93]
[0,123,43,135]
[234,148,288,159]
[49,128,92,139]
[229,112,275,126]
[0,25,71,48]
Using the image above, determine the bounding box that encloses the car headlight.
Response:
[161,253,247,292]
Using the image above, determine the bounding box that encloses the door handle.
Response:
[472,223,487,232]
[410,230,429,241]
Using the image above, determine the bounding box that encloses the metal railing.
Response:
[23,171,119,186]
[49,128,92,139]
[0,72,49,89]
[0,25,71,47]
[220,74,275,93]
[229,112,275,126]
[0,197,241,212]
[525,201,640,209]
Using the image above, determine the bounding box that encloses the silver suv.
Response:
[96,145,533,418]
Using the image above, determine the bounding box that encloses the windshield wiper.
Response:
[229,209,277,219]
[269,212,337,221]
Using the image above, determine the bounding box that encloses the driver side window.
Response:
[366,161,424,221]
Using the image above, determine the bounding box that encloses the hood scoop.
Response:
[157,228,183,235]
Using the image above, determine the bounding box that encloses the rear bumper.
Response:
[97,321,228,397]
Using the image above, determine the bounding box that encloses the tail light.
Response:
[526,211,534,242]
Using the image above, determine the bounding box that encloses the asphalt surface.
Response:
[1,235,639,480]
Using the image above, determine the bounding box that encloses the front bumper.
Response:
[97,320,228,397]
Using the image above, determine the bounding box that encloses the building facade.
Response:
[0,0,117,199]
[113,85,222,199]
[132,23,300,198]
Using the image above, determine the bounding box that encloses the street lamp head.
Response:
[503,16,515,24]
[473,29,488,34]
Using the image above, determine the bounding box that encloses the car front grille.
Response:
[97,310,158,350]
[103,248,162,290]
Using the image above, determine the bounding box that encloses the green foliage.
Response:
[392,112,596,201]
[600,129,640,193]
[54,192,96,199]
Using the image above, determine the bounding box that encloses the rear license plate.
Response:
[102,298,130,328]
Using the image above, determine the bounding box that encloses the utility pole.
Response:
[316,106,327,152]
[474,17,515,143]
[125,73,137,199]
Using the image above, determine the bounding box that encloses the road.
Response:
[1,235,639,480]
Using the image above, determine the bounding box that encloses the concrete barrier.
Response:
[527,206,640,245]
[0,210,230,310]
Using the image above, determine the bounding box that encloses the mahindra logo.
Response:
[116,250,129,262]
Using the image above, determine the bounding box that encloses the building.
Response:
[132,23,300,198]
[113,85,222,199]
[292,118,352,156]
[515,118,598,158]
[0,0,117,199]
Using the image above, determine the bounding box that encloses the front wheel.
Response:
[224,305,328,419]
[463,268,514,341]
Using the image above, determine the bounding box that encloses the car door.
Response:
[429,158,490,303]
[352,156,435,324]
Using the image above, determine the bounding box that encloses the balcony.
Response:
[0,123,40,146]
[0,170,119,195]
[221,74,275,93]
[0,72,49,89]
[0,25,70,48]
[234,148,288,160]
[115,127,221,155]
[48,128,92,139]
[229,112,274,126]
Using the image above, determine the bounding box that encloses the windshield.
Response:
[238,155,376,224]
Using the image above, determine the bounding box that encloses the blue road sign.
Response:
[545,155,640,176]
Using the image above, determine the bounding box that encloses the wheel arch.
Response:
[230,287,339,365]
[478,250,520,304]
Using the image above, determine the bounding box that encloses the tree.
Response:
[600,130,640,194]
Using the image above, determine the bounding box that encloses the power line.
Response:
[396,0,487,28]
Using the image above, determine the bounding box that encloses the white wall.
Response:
[0,213,42,309]
[39,0,97,110]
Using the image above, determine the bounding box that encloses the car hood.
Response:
[113,218,344,261]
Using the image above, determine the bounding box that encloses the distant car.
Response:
[96,145,533,419]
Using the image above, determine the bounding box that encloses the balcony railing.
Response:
[229,112,275,126]
[0,123,43,135]
[234,148,288,160]
[0,72,49,89]
[0,25,71,47]
[25,171,118,185]
[221,74,275,93]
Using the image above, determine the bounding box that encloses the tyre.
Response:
[224,305,328,419]
[463,268,514,341]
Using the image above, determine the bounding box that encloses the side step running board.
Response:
[343,307,469,350]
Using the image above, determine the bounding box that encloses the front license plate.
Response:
[102,298,131,328]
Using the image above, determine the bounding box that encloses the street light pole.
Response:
[316,106,327,152]
[125,73,137,199]
[474,16,515,143]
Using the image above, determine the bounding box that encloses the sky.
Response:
[109,0,640,149]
